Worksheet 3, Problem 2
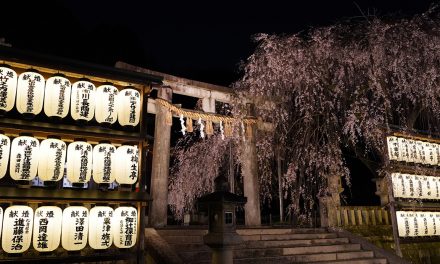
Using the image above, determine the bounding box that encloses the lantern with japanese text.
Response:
[0,133,10,179]
[386,136,399,161]
[88,206,113,249]
[33,206,62,252]
[61,206,89,251]
[44,75,71,119]
[16,71,45,117]
[70,79,95,123]
[9,136,39,181]
[433,177,440,199]
[391,173,404,198]
[113,206,137,248]
[95,84,118,125]
[396,211,415,237]
[38,138,66,182]
[66,141,93,184]
[408,139,418,163]
[0,65,17,114]
[416,141,426,164]
[398,137,409,162]
[2,205,34,253]
[92,143,116,184]
[117,88,140,127]
[115,145,138,185]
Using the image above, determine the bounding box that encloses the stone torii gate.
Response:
[116,62,262,227]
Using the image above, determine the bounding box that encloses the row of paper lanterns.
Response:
[391,173,440,200]
[0,134,138,185]
[0,66,141,126]
[0,205,137,253]
[387,136,440,166]
[397,210,440,237]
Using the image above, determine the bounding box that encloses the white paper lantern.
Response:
[115,145,138,185]
[398,137,409,162]
[435,143,440,166]
[426,143,437,166]
[0,66,18,112]
[417,212,429,236]
[403,174,416,198]
[88,206,113,249]
[0,134,10,179]
[117,88,140,127]
[95,84,118,125]
[2,205,34,253]
[0,208,3,246]
[408,139,418,163]
[66,141,93,184]
[386,136,399,161]
[92,143,116,184]
[416,141,426,164]
[43,75,71,118]
[33,206,62,252]
[61,206,89,251]
[427,213,436,236]
[16,71,45,116]
[9,136,39,181]
[70,80,95,122]
[391,173,404,198]
[397,211,416,237]
[113,206,137,248]
[38,138,66,182]
[433,177,440,199]
[435,213,440,236]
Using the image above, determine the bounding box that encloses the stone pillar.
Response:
[150,86,172,227]
[320,174,342,227]
[242,103,261,226]
[373,177,389,206]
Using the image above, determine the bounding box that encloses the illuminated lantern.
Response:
[416,141,426,164]
[62,206,89,251]
[435,143,440,166]
[417,212,429,236]
[433,177,440,199]
[414,175,423,198]
[92,143,116,184]
[386,136,399,161]
[38,138,66,182]
[117,88,140,127]
[66,141,92,184]
[404,174,415,198]
[9,136,39,181]
[95,84,118,125]
[16,71,45,117]
[425,142,437,166]
[0,65,18,114]
[435,213,440,236]
[88,206,113,249]
[115,145,138,185]
[408,139,418,163]
[113,206,137,248]
[427,213,436,236]
[33,206,62,252]
[2,205,34,253]
[398,137,409,162]
[396,211,415,237]
[391,173,404,198]
[0,208,3,245]
[70,79,95,122]
[0,133,10,179]
[420,176,432,200]
[44,75,71,119]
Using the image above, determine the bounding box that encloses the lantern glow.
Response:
[44,76,71,118]
[16,71,45,116]
[0,66,18,113]
[9,136,39,181]
[88,206,113,249]
[113,206,137,248]
[117,88,140,127]
[33,206,62,252]
[38,138,66,182]
[115,145,138,185]
[70,80,96,122]
[61,206,89,251]
[95,84,118,125]
[92,143,116,184]
[66,141,93,184]
[2,205,34,253]
[0,134,10,179]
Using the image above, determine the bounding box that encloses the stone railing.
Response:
[336,206,391,227]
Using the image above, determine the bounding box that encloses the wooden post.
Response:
[149,86,172,227]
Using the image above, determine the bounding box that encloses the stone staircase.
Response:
[155,227,389,264]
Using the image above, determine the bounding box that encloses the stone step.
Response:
[243,237,349,248]
[307,258,388,264]
[291,250,375,262]
[242,232,338,241]
[237,228,328,236]
[283,243,361,255]
[161,235,205,244]
[156,228,208,237]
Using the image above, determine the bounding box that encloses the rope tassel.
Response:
[206,120,214,135]
[186,117,193,132]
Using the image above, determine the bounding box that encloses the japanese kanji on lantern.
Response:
[71,79,96,122]
[0,133,10,179]
[2,205,34,253]
[61,206,89,251]
[386,135,440,166]
[38,138,66,182]
[95,83,118,125]
[16,71,45,117]
[113,206,137,248]
[92,143,116,184]
[115,145,138,185]
[88,206,113,249]
[43,75,71,119]
[0,65,18,114]
[9,136,39,181]
[396,211,440,237]
[33,206,62,252]
[117,88,140,127]
[66,141,93,184]
[391,173,440,200]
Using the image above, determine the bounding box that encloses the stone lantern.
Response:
[198,175,247,264]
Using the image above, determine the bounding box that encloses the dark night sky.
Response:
[0,1,437,86]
